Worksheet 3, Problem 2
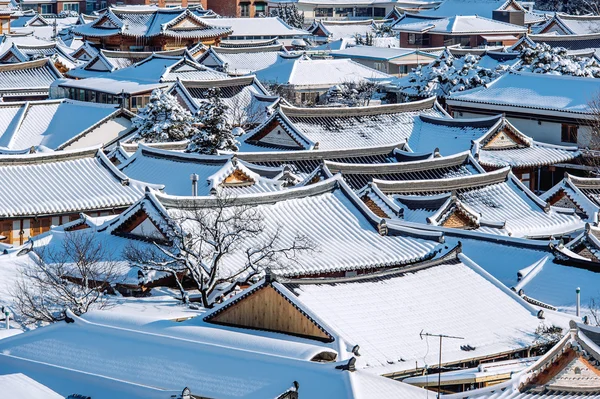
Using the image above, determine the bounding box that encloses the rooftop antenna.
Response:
[420,330,464,398]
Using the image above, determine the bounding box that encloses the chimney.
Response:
[576,287,581,317]
[190,173,199,196]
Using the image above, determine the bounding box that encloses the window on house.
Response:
[254,2,266,15]
[63,2,80,12]
[408,33,430,46]
[240,3,250,17]
[40,4,53,14]
[374,62,386,72]
[561,124,578,144]
[86,1,95,13]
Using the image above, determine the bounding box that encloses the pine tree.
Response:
[187,88,239,155]
[270,4,305,29]
[518,43,600,78]
[132,88,199,143]
[401,52,505,99]
[535,0,599,15]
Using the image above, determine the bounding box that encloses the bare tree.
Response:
[582,95,600,175]
[125,193,316,308]
[533,323,564,353]
[12,232,119,325]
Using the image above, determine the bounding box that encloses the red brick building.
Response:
[207,0,268,17]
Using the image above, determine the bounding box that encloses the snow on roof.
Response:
[326,151,483,190]
[244,98,446,151]
[0,58,61,96]
[202,17,309,39]
[376,169,584,238]
[0,147,155,218]
[395,15,526,35]
[541,173,600,224]
[198,45,290,76]
[98,54,227,83]
[0,99,125,151]
[138,176,443,277]
[542,14,600,35]
[172,76,276,125]
[330,45,423,61]
[73,8,232,40]
[255,56,392,88]
[54,77,169,95]
[420,0,513,18]
[478,140,579,168]
[0,373,62,399]
[274,249,562,375]
[447,71,600,119]
[0,309,427,399]
[310,19,375,40]
[119,145,285,196]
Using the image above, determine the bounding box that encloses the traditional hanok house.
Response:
[106,175,444,279]
[367,167,584,238]
[198,17,310,48]
[307,19,376,44]
[418,0,536,24]
[0,307,428,399]
[0,43,80,72]
[235,142,409,180]
[240,98,448,151]
[394,15,526,48]
[72,7,233,51]
[522,32,600,57]
[6,11,48,29]
[69,41,99,63]
[202,245,570,380]
[324,152,484,192]
[0,58,62,101]
[0,147,155,246]
[255,55,392,105]
[0,99,135,152]
[538,13,600,36]
[170,75,279,127]
[50,77,169,111]
[445,321,600,398]
[66,47,191,79]
[446,72,600,149]
[118,144,292,196]
[541,174,600,225]
[196,42,292,76]
[330,46,438,76]
[74,52,226,83]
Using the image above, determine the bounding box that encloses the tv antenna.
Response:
[420,330,464,398]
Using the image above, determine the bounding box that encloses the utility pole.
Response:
[420,330,464,398]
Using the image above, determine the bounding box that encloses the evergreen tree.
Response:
[518,43,600,77]
[187,88,239,155]
[132,88,199,143]
[535,0,599,15]
[270,4,305,29]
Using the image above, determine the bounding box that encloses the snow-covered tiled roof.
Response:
[419,0,516,18]
[0,147,155,218]
[309,19,375,40]
[73,7,232,40]
[540,14,600,35]
[325,151,483,190]
[119,145,285,196]
[447,71,600,119]
[244,98,447,151]
[255,55,392,88]
[0,374,63,399]
[53,77,169,96]
[139,176,443,277]
[201,17,309,39]
[0,100,128,151]
[0,310,427,399]
[273,248,562,375]
[395,15,527,35]
[197,44,291,76]
[171,76,277,125]
[0,58,62,97]
[376,169,584,238]
[541,174,600,224]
